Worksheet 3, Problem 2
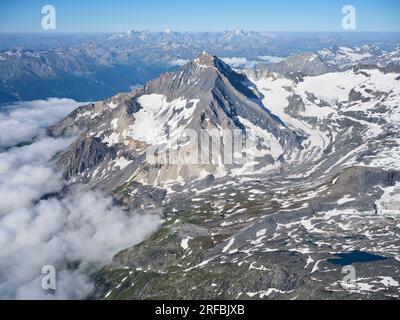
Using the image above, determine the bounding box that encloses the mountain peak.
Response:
[195,51,217,65]
[193,51,228,71]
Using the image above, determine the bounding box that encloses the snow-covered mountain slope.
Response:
[266,52,330,76]
[317,45,386,71]
[317,45,400,72]
[246,65,400,181]
[248,45,400,78]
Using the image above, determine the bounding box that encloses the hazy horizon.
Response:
[1,0,400,33]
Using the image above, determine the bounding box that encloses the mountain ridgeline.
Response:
[2,31,400,104]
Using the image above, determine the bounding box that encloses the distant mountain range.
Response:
[1,31,400,104]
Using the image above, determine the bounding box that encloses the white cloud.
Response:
[221,56,287,69]
[169,59,190,67]
[0,137,73,214]
[258,55,286,63]
[221,57,259,69]
[0,99,162,299]
[0,98,83,149]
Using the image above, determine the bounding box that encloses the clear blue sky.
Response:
[0,0,399,33]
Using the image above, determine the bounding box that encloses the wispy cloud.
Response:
[169,58,190,67]
[258,55,286,63]
[222,57,259,69]
[0,98,82,149]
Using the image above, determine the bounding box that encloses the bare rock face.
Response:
[56,136,117,180]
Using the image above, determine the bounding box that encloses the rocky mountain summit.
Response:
[49,50,400,300]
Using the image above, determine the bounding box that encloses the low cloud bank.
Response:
[170,58,190,67]
[222,57,259,69]
[222,56,286,69]
[0,98,82,149]
[0,99,161,299]
[257,55,286,64]
[0,137,71,213]
[0,187,161,299]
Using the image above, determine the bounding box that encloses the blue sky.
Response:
[0,0,399,33]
